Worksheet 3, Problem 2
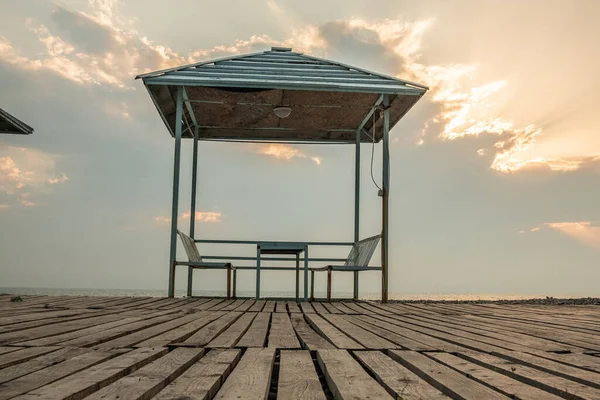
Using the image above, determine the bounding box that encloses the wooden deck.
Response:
[0,295,599,399]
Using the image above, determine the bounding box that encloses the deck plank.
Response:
[236,312,271,348]
[304,314,362,349]
[135,311,225,347]
[57,314,180,347]
[490,350,600,389]
[354,351,449,399]
[0,346,61,369]
[287,301,302,313]
[154,349,241,400]
[0,314,124,345]
[310,302,329,314]
[213,348,275,400]
[275,301,287,313]
[388,350,508,399]
[208,312,257,348]
[430,352,565,400]
[248,300,265,312]
[263,301,276,313]
[321,303,341,314]
[458,351,600,399]
[268,313,300,349]
[278,350,326,400]
[0,348,89,385]
[320,314,397,349]
[234,300,256,312]
[181,311,242,346]
[299,302,315,314]
[95,313,211,349]
[317,349,393,399]
[84,348,204,400]
[15,317,141,346]
[0,348,128,399]
[290,314,335,350]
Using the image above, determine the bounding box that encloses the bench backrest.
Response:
[177,230,203,263]
[344,234,381,267]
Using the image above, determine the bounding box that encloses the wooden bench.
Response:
[177,230,235,298]
[310,234,381,302]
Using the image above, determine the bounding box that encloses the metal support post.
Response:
[256,246,261,299]
[187,125,199,298]
[232,269,237,298]
[167,86,183,298]
[381,94,390,303]
[295,253,300,301]
[303,245,309,302]
[186,266,193,297]
[353,129,360,300]
[310,270,315,301]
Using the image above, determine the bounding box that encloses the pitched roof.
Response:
[138,47,427,143]
[0,108,34,135]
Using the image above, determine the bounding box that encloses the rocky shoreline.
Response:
[388,297,600,305]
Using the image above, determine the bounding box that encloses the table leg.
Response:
[256,246,261,300]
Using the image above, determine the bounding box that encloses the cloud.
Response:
[104,101,130,119]
[546,222,600,249]
[48,174,69,185]
[0,145,68,207]
[256,144,321,165]
[155,210,223,223]
[313,18,599,174]
[3,4,596,174]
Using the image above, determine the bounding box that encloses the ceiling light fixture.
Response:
[273,107,292,118]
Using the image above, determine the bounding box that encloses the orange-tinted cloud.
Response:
[155,210,222,223]
[546,222,600,249]
[0,146,68,207]
[257,144,321,165]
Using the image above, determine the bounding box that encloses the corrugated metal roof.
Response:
[138,48,427,94]
[0,108,34,135]
[137,47,427,143]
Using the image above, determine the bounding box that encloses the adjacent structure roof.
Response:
[137,47,427,143]
[0,108,34,135]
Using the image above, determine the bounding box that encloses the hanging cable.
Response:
[369,110,382,191]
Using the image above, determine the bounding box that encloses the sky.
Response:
[1,0,599,297]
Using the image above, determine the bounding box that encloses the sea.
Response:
[0,287,558,301]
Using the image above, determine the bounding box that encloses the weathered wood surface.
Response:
[0,295,598,399]
[278,350,325,400]
[317,349,393,399]
[213,348,275,400]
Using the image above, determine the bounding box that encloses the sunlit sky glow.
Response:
[1,0,599,296]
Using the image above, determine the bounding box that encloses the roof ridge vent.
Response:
[271,46,292,52]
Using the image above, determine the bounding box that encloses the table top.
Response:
[258,242,307,255]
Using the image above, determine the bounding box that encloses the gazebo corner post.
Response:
[168,86,184,298]
[189,125,199,238]
[303,245,309,302]
[256,246,261,300]
[186,125,199,298]
[353,129,361,300]
[381,94,390,303]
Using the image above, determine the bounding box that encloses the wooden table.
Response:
[256,242,308,301]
